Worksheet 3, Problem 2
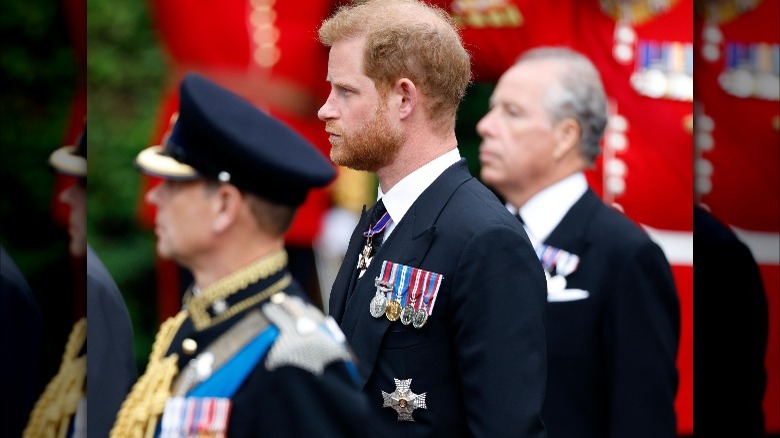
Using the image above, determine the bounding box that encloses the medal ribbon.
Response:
[406,268,423,307]
[394,265,411,303]
[363,212,392,238]
[415,270,431,311]
[536,244,580,277]
[377,261,392,289]
[409,269,424,308]
[427,273,443,316]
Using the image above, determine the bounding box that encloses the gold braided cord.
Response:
[209,274,291,326]
[110,311,187,438]
[694,0,762,23]
[600,0,680,25]
[188,249,287,330]
[23,318,87,438]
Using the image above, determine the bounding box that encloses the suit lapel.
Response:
[544,188,600,254]
[329,205,369,324]
[339,160,473,387]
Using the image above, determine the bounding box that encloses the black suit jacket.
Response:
[0,246,43,437]
[330,160,547,437]
[87,245,138,438]
[540,189,679,438]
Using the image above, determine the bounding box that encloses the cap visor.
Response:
[135,145,199,180]
[49,145,87,177]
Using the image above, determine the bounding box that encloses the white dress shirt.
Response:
[376,148,461,241]
[508,172,588,250]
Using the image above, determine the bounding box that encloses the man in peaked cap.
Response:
[24,126,138,438]
[113,72,370,437]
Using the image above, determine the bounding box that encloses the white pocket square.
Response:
[547,288,590,302]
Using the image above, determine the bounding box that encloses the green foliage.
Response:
[87,0,167,368]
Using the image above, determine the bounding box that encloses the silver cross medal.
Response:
[382,378,427,421]
[357,237,374,278]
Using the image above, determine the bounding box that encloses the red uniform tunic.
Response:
[695,0,779,433]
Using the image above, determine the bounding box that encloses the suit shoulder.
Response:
[262,293,355,376]
[590,202,655,244]
[445,178,518,228]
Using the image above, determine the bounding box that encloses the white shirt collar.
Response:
[509,172,587,248]
[377,148,461,239]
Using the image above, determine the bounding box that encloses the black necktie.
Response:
[369,199,388,254]
[515,212,525,225]
[352,200,388,293]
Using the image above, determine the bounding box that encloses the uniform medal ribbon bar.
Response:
[160,396,231,438]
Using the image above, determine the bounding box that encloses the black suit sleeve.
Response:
[605,240,679,437]
[86,250,138,438]
[449,225,547,437]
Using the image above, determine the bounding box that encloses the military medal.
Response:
[356,242,372,279]
[370,261,397,318]
[401,269,425,325]
[537,244,581,296]
[385,265,410,321]
[386,300,402,321]
[381,378,427,422]
[413,269,443,329]
[358,210,392,278]
[375,262,443,328]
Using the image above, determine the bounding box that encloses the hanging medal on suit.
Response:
[536,244,580,293]
[369,261,443,329]
[370,261,397,318]
[357,209,392,278]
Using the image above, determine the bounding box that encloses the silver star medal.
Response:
[382,378,427,422]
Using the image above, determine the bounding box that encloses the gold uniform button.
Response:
[182,338,198,355]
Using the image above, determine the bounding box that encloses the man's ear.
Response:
[552,118,581,160]
[211,184,243,233]
[394,78,417,120]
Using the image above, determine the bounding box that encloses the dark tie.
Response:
[368,199,388,254]
[351,200,388,295]
[515,212,525,225]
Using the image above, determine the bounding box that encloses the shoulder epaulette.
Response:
[263,293,353,375]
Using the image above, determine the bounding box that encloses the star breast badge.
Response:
[381,378,427,421]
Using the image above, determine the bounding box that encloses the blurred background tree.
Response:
[1,0,82,382]
[87,0,166,370]
[1,0,169,375]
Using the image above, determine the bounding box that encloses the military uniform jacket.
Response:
[540,189,679,438]
[112,251,370,437]
[329,160,548,437]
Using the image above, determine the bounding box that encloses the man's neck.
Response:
[377,130,457,193]
[189,239,284,290]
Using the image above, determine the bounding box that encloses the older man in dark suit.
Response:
[318,1,548,436]
[477,46,680,438]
